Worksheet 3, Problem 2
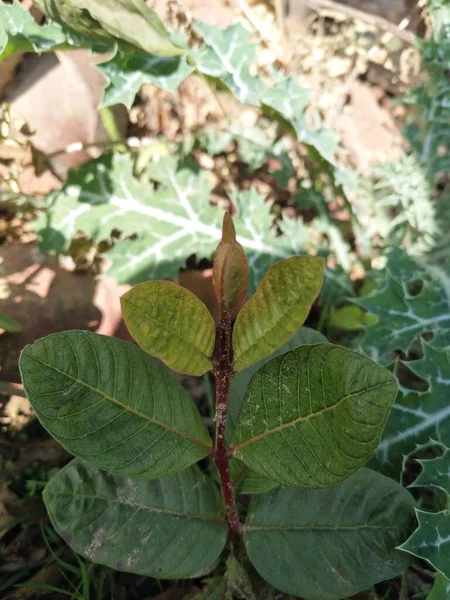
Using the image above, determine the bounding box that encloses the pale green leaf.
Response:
[121,280,215,376]
[98,50,194,109]
[35,0,183,56]
[262,77,341,166]
[232,344,397,487]
[0,311,22,333]
[227,327,327,443]
[373,156,439,255]
[245,468,415,600]
[330,305,376,331]
[427,573,450,599]
[20,331,211,479]
[400,509,450,579]
[36,154,313,292]
[232,256,325,371]
[192,21,264,105]
[0,1,67,60]
[377,341,450,470]
[45,459,227,578]
[357,249,450,364]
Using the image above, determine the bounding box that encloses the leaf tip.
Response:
[221,212,236,244]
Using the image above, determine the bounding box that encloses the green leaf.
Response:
[244,468,415,600]
[36,154,312,292]
[35,0,183,56]
[225,556,255,600]
[0,1,68,60]
[232,256,325,371]
[377,341,450,469]
[0,311,22,333]
[330,305,376,331]
[192,21,264,105]
[399,440,450,581]
[427,573,450,599]
[411,445,450,500]
[400,509,450,579]
[262,77,341,166]
[356,249,450,364]
[19,331,211,479]
[227,327,327,443]
[98,50,194,109]
[121,280,215,376]
[372,156,439,254]
[232,344,397,487]
[45,459,227,578]
[230,459,278,495]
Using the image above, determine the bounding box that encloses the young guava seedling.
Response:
[19,213,416,600]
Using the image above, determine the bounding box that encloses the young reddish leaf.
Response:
[213,213,249,315]
[232,255,324,371]
[121,280,215,376]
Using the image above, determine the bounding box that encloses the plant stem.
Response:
[214,311,241,536]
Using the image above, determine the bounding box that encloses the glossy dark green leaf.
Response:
[20,331,211,479]
[400,509,450,579]
[227,327,327,443]
[244,468,415,600]
[400,442,450,580]
[45,460,227,578]
[232,344,397,487]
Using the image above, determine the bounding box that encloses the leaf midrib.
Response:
[232,379,393,452]
[53,491,225,524]
[25,352,211,449]
[244,523,401,532]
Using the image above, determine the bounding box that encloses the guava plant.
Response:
[19,214,416,599]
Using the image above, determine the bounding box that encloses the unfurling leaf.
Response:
[244,469,415,600]
[232,256,325,371]
[232,344,397,487]
[45,460,227,578]
[19,331,211,479]
[213,213,249,315]
[35,0,183,56]
[121,280,215,376]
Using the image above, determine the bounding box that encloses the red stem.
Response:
[214,311,241,536]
